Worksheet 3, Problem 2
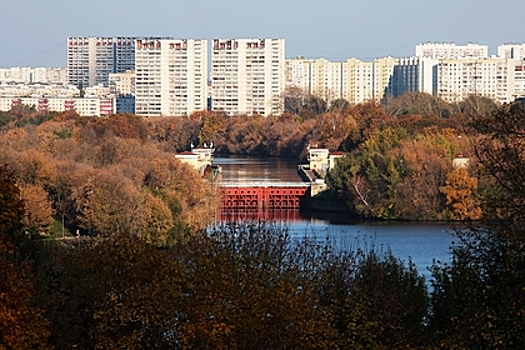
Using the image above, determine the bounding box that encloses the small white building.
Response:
[307,148,344,177]
[175,145,215,175]
[452,154,470,169]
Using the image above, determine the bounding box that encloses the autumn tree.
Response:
[430,102,525,347]
[70,169,145,236]
[197,112,224,146]
[282,85,306,115]
[0,241,51,349]
[20,184,54,236]
[314,111,357,151]
[0,166,51,349]
[0,166,24,241]
[458,94,498,117]
[383,91,454,117]
[350,251,429,348]
[87,234,186,349]
[440,167,481,220]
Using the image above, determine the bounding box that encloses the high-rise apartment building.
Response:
[341,57,397,104]
[310,59,344,102]
[67,37,136,88]
[389,42,490,102]
[210,38,285,116]
[372,57,398,101]
[134,38,208,117]
[509,59,525,100]
[285,57,397,105]
[285,56,313,93]
[389,57,439,97]
[343,58,374,104]
[436,58,511,103]
[285,57,343,102]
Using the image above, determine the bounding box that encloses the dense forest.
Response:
[1,93,525,348]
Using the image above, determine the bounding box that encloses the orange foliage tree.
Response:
[440,167,481,220]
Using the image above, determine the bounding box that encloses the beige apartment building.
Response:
[309,58,344,102]
[342,57,397,104]
[109,70,135,96]
[285,56,397,105]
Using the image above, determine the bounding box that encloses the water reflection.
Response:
[217,209,303,222]
[214,155,302,183]
[213,156,455,279]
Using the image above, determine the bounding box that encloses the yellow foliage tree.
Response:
[440,167,481,220]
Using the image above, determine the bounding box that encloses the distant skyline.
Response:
[1,0,524,68]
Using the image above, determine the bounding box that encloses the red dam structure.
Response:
[219,182,310,210]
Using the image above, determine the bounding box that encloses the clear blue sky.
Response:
[1,0,524,68]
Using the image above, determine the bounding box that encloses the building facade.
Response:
[0,67,66,84]
[67,37,136,88]
[134,38,207,117]
[109,70,136,113]
[309,59,344,102]
[210,38,285,116]
[0,96,114,116]
[498,44,525,59]
[284,56,313,94]
[415,42,488,59]
[436,58,511,103]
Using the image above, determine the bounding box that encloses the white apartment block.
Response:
[0,97,114,116]
[0,67,66,84]
[134,38,207,117]
[0,83,80,98]
[285,57,343,102]
[211,38,285,116]
[509,59,525,99]
[67,37,136,88]
[415,42,488,59]
[285,56,313,93]
[310,59,343,102]
[436,58,513,103]
[286,56,397,105]
[372,57,398,101]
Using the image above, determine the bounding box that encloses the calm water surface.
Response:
[214,155,456,279]
[214,155,302,182]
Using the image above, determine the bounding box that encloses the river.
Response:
[213,155,456,279]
